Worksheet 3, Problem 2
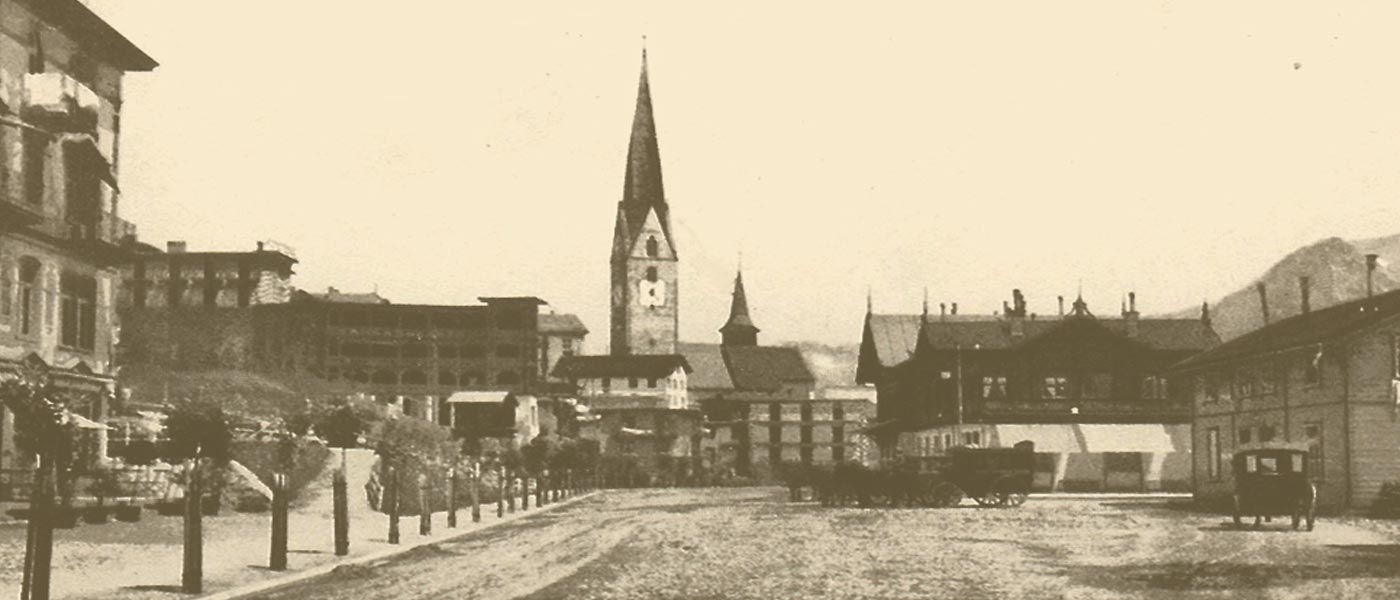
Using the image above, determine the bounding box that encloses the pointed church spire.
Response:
[866,287,873,316]
[1201,300,1212,326]
[721,268,759,346]
[618,42,673,253]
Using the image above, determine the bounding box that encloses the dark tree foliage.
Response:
[163,399,233,463]
[0,369,79,465]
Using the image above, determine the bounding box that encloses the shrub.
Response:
[231,439,332,507]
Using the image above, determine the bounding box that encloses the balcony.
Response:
[24,73,100,134]
[975,398,1190,423]
[62,211,137,262]
[0,196,44,228]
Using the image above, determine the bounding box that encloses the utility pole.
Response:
[955,344,965,447]
[333,448,349,556]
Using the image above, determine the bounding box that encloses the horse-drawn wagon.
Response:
[809,441,1035,508]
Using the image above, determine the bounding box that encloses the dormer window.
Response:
[645,236,659,257]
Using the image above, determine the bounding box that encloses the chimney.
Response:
[1299,276,1311,314]
[1008,290,1026,337]
[951,302,958,315]
[166,241,187,254]
[1124,291,1140,337]
[1201,301,1212,327]
[939,302,947,320]
[1256,283,1270,326]
[1367,254,1379,297]
[257,241,265,252]
[1058,296,1065,316]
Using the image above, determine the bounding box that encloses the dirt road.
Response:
[251,488,1400,600]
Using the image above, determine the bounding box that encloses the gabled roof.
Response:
[1174,288,1400,372]
[677,343,734,390]
[539,313,589,335]
[552,354,691,379]
[861,313,1218,369]
[723,346,815,391]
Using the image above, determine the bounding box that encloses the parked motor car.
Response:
[1231,448,1316,531]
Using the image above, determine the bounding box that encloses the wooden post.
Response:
[495,466,505,518]
[508,470,518,513]
[333,464,349,556]
[471,462,482,523]
[387,463,400,544]
[270,472,288,571]
[447,468,458,528]
[24,453,56,600]
[521,474,531,510]
[418,475,431,536]
[182,459,203,594]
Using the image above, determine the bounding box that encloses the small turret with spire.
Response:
[720,269,759,346]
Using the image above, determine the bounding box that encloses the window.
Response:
[461,345,486,359]
[800,404,813,422]
[832,443,845,463]
[833,405,845,422]
[1238,427,1252,445]
[981,376,1008,399]
[438,371,457,387]
[1142,376,1168,400]
[437,345,458,359]
[59,273,96,350]
[18,258,40,335]
[1042,376,1068,399]
[962,431,981,446]
[23,128,45,206]
[1235,370,1254,398]
[1304,351,1322,386]
[1207,428,1221,480]
[561,338,575,357]
[602,377,611,392]
[1256,365,1277,396]
[1082,373,1112,399]
[496,344,520,358]
[1257,425,1276,443]
[0,264,10,317]
[496,370,520,385]
[401,370,427,385]
[770,403,782,421]
[645,267,658,283]
[402,344,429,359]
[645,236,659,258]
[628,377,639,388]
[1305,421,1324,480]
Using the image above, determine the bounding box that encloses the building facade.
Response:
[859,291,1219,492]
[610,49,678,357]
[686,270,871,479]
[553,354,701,484]
[1173,282,1400,511]
[0,0,155,474]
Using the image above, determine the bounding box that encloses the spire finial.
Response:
[922,287,930,318]
[867,286,873,315]
[642,35,648,63]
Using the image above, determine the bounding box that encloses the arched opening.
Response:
[645,236,659,257]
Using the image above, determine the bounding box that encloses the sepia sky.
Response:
[90,1,1400,351]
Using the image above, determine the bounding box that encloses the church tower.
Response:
[720,269,759,346]
[611,47,679,356]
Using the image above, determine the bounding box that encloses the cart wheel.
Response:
[1000,492,1029,508]
[1231,495,1242,528]
[928,482,963,508]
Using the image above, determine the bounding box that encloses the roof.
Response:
[446,391,512,404]
[297,288,390,304]
[723,346,816,391]
[720,271,758,334]
[863,313,1218,368]
[552,354,691,379]
[19,0,158,71]
[539,313,589,335]
[677,343,734,390]
[616,49,674,254]
[1173,288,1400,371]
[478,297,547,305]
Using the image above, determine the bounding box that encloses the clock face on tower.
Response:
[639,279,667,307]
